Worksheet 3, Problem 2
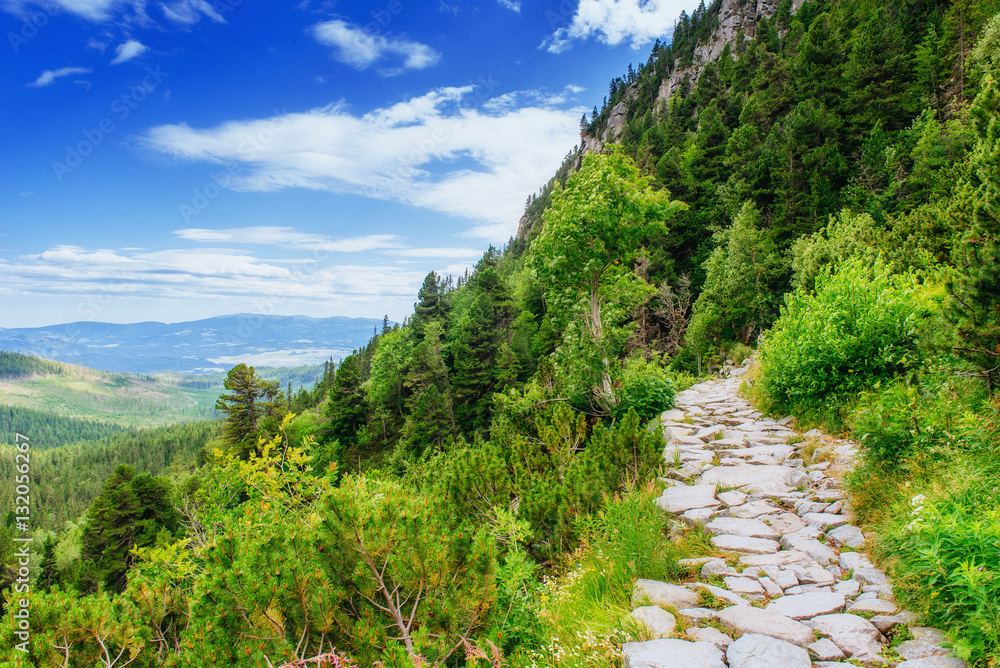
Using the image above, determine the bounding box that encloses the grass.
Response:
[513,484,715,667]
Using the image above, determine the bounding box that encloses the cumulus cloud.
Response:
[311,20,440,75]
[542,0,685,52]
[109,38,149,64]
[27,66,92,87]
[141,86,581,241]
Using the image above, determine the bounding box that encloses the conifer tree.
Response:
[215,363,285,455]
[37,533,59,592]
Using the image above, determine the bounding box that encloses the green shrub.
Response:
[613,356,677,423]
[756,254,935,420]
[877,479,1000,666]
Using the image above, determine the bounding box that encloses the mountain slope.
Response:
[0,314,385,374]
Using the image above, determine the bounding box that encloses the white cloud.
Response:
[3,0,150,22]
[0,244,429,322]
[173,227,402,252]
[27,66,93,87]
[542,0,684,52]
[311,20,440,75]
[389,247,484,258]
[141,87,581,241]
[160,0,226,24]
[109,38,149,64]
[498,0,521,12]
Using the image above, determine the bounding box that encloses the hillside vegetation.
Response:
[3,0,1000,665]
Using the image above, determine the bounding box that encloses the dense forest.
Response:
[0,405,124,451]
[3,0,1000,664]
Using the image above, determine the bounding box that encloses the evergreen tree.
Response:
[400,322,455,455]
[37,533,59,592]
[321,353,367,450]
[215,363,285,455]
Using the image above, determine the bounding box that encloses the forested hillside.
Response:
[3,0,1000,665]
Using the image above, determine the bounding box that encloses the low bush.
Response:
[755,254,935,424]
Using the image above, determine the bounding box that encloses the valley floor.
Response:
[623,367,965,667]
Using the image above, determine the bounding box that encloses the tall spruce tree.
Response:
[215,363,285,455]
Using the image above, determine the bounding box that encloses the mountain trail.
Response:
[622,362,965,668]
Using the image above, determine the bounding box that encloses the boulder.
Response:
[808,638,846,661]
[896,627,952,661]
[895,658,967,668]
[827,524,865,548]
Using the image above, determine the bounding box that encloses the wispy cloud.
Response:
[0,244,429,316]
[109,38,149,64]
[173,227,403,252]
[27,66,93,87]
[141,86,581,241]
[497,0,521,12]
[389,247,484,258]
[542,0,682,52]
[311,20,440,75]
[161,0,227,25]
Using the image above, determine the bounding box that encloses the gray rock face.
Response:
[809,613,886,658]
[765,592,846,619]
[726,632,812,668]
[716,605,815,646]
[632,579,699,610]
[705,516,781,540]
[658,485,719,513]
[629,606,676,639]
[621,638,726,668]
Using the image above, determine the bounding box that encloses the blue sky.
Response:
[1,0,697,328]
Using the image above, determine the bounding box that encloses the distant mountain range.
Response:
[0,314,385,374]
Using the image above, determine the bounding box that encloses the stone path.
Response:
[621,364,966,668]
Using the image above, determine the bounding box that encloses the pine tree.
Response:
[400,322,455,454]
[322,354,367,449]
[37,533,59,592]
[215,363,285,455]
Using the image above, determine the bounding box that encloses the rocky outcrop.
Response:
[580,0,787,155]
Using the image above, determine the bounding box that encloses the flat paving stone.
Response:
[657,485,719,513]
[808,613,886,658]
[632,579,700,610]
[711,534,781,554]
[705,517,781,540]
[716,605,815,646]
[726,633,811,668]
[765,592,846,619]
[622,639,726,668]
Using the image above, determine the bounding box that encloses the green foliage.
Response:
[318,475,497,666]
[611,356,677,424]
[530,147,685,413]
[687,202,787,352]
[215,363,286,455]
[0,404,124,450]
[0,351,63,378]
[79,464,180,593]
[876,480,1000,665]
[791,209,881,292]
[756,255,935,419]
